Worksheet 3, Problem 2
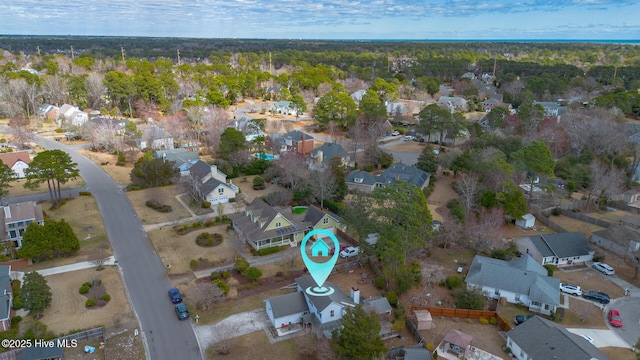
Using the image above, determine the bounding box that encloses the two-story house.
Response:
[0,151,31,178]
[308,143,352,171]
[187,160,238,205]
[154,148,201,176]
[465,255,560,315]
[229,198,341,251]
[57,104,88,127]
[345,163,431,193]
[0,202,45,249]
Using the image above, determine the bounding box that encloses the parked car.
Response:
[330,244,349,255]
[168,288,182,303]
[608,309,623,327]
[403,135,415,141]
[391,131,400,136]
[513,315,533,325]
[560,283,582,296]
[582,290,610,304]
[592,262,615,275]
[175,303,190,320]
[579,334,594,344]
[339,246,359,258]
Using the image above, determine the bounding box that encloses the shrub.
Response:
[10,316,22,325]
[221,270,230,279]
[11,280,20,298]
[543,264,556,276]
[324,199,345,215]
[145,199,172,213]
[455,288,487,310]
[189,259,198,269]
[253,176,266,190]
[79,284,91,294]
[234,258,250,273]
[445,276,462,289]
[479,317,489,325]
[374,277,386,289]
[211,271,222,281]
[196,233,223,247]
[385,291,398,306]
[86,299,96,307]
[593,253,605,262]
[243,267,263,281]
[79,191,92,196]
[213,279,230,295]
[257,245,287,256]
[489,317,497,325]
[11,297,23,310]
[101,294,111,302]
[551,207,562,216]
[201,201,211,209]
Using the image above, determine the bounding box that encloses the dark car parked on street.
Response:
[168,288,183,303]
[175,303,189,320]
[582,290,610,304]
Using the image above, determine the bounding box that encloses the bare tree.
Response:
[7,116,35,149]
[190,281,225,312]
[89,120,122,152]
[277,152,310,193]
[464,207,505,252]
[180,174,203,207]
[202,105,229,154]
[90,245,111,271]
[309,169,337,209]
[86,72,106,109]
[454,173,480,217]
[41,74,68,106]
[327,120,340,143]
[346,119,369,161]
[211,321,236,355]
[438,214,465,249]
[264,190,294,207]
[588,160,625,209]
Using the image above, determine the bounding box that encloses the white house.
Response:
[0,151,31,178]
[269,101,299,116]
[466,255,560,315]
[188,160,238,205]
[57,104,88,127]
[515,232,594,268]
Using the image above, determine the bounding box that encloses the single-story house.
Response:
[532,101,564,117]
[265,275,356,334]
[0,202,45,249]
[507,316,610,360]
[308,143,352,171]
[591,224,640,261]
[466,255,560,315]
[346,163,430,193]
[0,265,13,331]
[228,198,342,251]
[0,151,31,178]
[515,232,594,268]
[154,148,200,176]
[187,160,238,205]
[269,101,299,116]
[437,96,468,112]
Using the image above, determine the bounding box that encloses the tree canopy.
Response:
[130,157,179,188]
[332,305,385,360]
[21,271,52,318]
[24,150,80,206]
[18,219,80,262]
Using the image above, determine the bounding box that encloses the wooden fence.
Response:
[409,306,512,332]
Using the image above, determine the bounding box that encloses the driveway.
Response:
[567,328,630,348]
[36,136,202,360]
[196,309,270,349]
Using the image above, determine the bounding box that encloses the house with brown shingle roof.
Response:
[0,151,31,178]
[228,198,341,250]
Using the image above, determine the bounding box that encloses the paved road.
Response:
[36,136,202,360]
[606,296,638,347]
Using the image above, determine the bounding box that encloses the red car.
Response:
[608,309,623,327]
[330,244,349,255]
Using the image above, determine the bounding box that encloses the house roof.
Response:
[621,215,640,226]
[526,232,592,259]
[466,255,560,306]
[346,163,431,190]
[350,89,366,102]
[201,177,233,197]
[443,329,473,348]
[295,275,354,312]
[403,347,435,360]
[507,316,611,360]
[0,151,31,168]
[154,148,200,168]
[592,224,640,249]
[438,96,468,106]
[188,160,213,180]
[362,297,392,315]
[16,345,64,360]
[267,291,308,319]
[310,143,349,163]
[285,130,313,142]
[0,266,11,321]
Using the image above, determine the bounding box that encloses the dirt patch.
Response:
[126,185,192,224]
[385,141,429,153]
[232,175,286,203]
[41,267,135,335]
[546,214,606,236]
[555,267,625,299]
[7,177,86,197]
[149,225,238,275]
[78,149,137,186]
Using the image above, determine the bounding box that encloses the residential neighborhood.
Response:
[0,38,638,360]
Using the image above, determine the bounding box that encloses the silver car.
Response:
[592,262,615,275]
[560,283,582,296]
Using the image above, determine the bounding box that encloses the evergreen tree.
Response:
[21,272,52,318]
[332,305,385,360]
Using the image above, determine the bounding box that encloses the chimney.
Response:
[351,287,360,304]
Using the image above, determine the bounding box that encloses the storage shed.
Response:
[413,310,434,330]
[516,214,536,229]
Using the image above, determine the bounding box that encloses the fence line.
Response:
[408,306,512,332]
[559,209,612,228]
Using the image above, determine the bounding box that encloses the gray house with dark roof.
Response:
[308,143,352,171]
[346,163,430,193]
[515,232,594,268]
[265,291,308,329]
[0,202,45,249]
[507,316,610,360]
[154,148,200,175]
[187,160,238,205]
[228,198,342,250]
[466,255,560,315]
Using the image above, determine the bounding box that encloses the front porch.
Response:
[251,233,298,251]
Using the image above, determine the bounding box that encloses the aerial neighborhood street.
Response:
[0,37,639,360]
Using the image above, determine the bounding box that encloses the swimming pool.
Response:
[253,153,278,161]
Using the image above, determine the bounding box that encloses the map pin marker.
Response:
[300,229,340,296]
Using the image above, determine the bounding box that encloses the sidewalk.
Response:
[11,256,117,282]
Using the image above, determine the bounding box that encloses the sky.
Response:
[0,0,639,40]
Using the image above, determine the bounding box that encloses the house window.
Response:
[9,230,16,238]
[323,218,329,224]
[17,222,24,227]
[18,229,24,236]
[275,222,281,228]
[8,223,14,228]
[218,188,224,194]
[354,178,363,183]
[330,310,335,317]
[25,220,31,225]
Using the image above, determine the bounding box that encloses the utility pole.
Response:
[269,51,272,75]
[36,46,40,57]
[612,66,618,85]
[70,46,74,60]
[121,47,126,63]
[492,53,497,78]
[177,49,181,66]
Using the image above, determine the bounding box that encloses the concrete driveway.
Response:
[567,328,630,348]
[196,309,270,348]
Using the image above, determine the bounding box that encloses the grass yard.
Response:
[34,267,135,335]
[584,208,634,223]
[556,268,625,299]
[546,214,606,236]
[148,224,237,275]
[126,185,192,224]
[206,330,297,360]
[78,149,137,186]
[24,196,110,270]
[7,177,86,197]
[601,347,636,360]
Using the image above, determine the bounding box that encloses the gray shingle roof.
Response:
[507,316,611,360]
[285,130,313,142]
[154,148,200,168]
[362,297,392,314]
[346,163,430,189]
[188,160,212,180]
[0,266,10,321]
[592,224,640,249]
[466,255,560,306]
[310,143,349,164]
[267,291,308,318]
[295,275,353,312]
[528,232,592,258]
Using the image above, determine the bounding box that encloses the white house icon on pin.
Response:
[310,238,331,257]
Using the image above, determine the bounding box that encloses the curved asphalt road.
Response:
[35,137,202,360]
